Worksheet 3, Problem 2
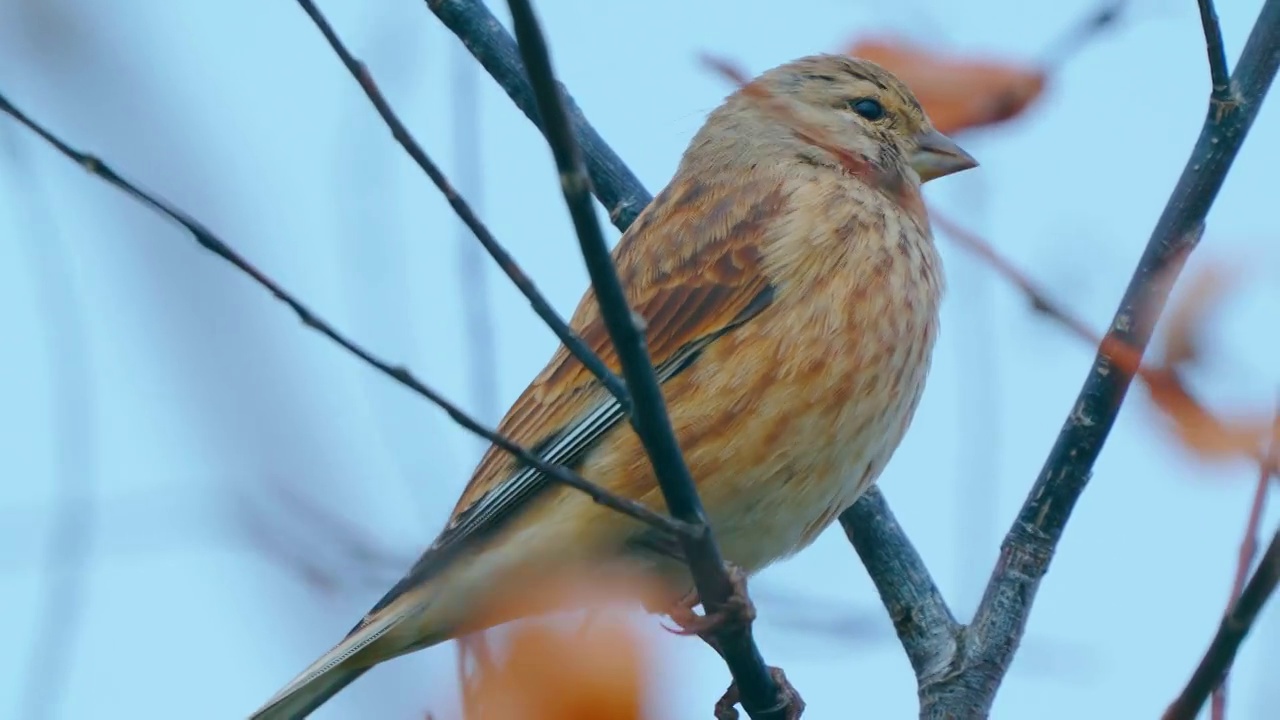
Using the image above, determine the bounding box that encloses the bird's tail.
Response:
[247,602,426,720]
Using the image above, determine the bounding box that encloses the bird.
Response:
[250,53,976,719]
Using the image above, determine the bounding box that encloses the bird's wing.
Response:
[358,174,786,623]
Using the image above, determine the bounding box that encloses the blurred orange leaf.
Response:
[464,573,658,720]
[846,37,1046,134]
[1144,368,1274,462]
[936,210,1276,467]
[469,613,651,720]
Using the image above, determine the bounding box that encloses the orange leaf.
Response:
[466,573,659,720]
[1145,369,1273,462]
[846,37,1046,135]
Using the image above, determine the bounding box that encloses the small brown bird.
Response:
[251,53,975,719]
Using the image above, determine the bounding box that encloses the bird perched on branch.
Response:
[251,53,975,719]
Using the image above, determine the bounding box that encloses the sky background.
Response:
[1,0,1279,718]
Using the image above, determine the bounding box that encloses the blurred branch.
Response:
[0,89,694,541]
[1038,0,1128,70]
[449,19,499,720]
[919,1,1280,715]
[500,1,792,718]
[1163,529,1280,720]
[294,0,630,413]
[2,125,97,720]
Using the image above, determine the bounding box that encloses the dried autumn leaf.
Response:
[846,37,1046,135]
[936,211,1274,467]
[1161,260,1235,368]
[1145,368,1273,462]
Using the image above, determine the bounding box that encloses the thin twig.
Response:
[1209,400,1279,719]
[921,2,1280,715]
[294,0,631,413]
[1163,529,1280,720]
[500,0,791,717]
[1038,0,1129,70]
[449,23,499,720]
[932,211,1101,355]
[0,89,693,541]
[1197,0,1235,107]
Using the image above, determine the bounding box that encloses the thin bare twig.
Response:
[500,1,792,717]
[1209,401,1279,719]
[449,23,499,720]
[0,90,694,541]
[1163,529,1280,720]
[1038,0,1129,70]
[293,0,631,414]
[1197,0,1235,107]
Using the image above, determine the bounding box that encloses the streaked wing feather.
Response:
[359,176,787,622]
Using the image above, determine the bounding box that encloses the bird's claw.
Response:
[714,666,805,720]
[662,563,757,641]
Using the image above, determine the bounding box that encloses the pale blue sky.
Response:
[1,0,1278,718]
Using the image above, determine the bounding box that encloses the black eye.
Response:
[849,98,885,121]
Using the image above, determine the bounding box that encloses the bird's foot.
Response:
[714,666,805,720]
[661,563,756,641]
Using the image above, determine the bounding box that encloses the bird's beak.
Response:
[910,129,978,182]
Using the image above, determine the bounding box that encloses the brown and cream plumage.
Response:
[250,53,976,720]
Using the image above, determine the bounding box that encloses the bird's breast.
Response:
[668,201,944,572]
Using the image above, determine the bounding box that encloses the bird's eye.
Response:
[849,98,885,121]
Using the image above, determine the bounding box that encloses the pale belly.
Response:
[607,284,938,586]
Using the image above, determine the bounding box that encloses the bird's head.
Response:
[732,54,978,185]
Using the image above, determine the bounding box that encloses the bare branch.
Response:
[498,1,792,717]
[839,489,960,684]
[425,0,649,229]
[1209,402,1278,719]
[1163,529,1280,720]
[0,90,694,542]
[1038,0,1129,70]
[293,0,630,413]
[1197,0,1234,106]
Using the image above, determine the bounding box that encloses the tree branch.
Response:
[498,1,791,717]
[293,0,630,413]
[918,1,1280,715]
[0,90,695,542]
[1207,400,1278,720]
[1197,0,1234,107]
[425,0,649,229]
[839,489,960,684]
[1163,529,1280,720]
